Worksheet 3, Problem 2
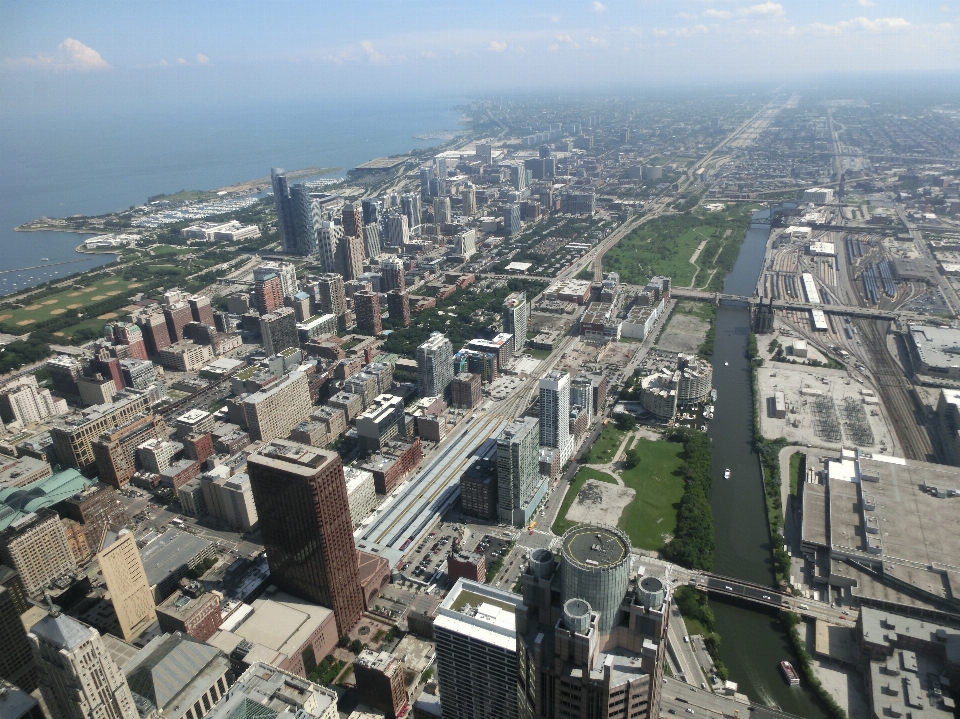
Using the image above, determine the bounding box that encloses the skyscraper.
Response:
[0,509,77,598]
[246,441,364,635]
[317,221,343,275]
[342,203,364,245]
[316,273,346,316]
[0,584,36,692]
[338,235,365,281]
[379,256,405,293]
[400,193,421,235]
[503,203,521,235]
[503,292,528,355]
[259,307,298,355]
[97,529,156,641]
[271,168,297,255]
[253,272,284,315]
[433,196,451,226]
[29,613,139,719]
[354,291,382,337]
[461,183,477,216]
[386,289,410,328]
[163,300,193,343]
[434,579,524,719]
[417,333,454,399]
[570,376,595,426]
[385,213,409,248]
[363,224,383,259]
[290,184,321,255]
[187,295,215,327]
[496,417,541,526]
[539,371,572,461]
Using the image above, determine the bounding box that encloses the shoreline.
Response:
[14,165,344,233]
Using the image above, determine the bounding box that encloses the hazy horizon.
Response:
[3,1,960,111]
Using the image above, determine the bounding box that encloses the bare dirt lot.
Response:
[565,479,636,526]
[655,310,709,354]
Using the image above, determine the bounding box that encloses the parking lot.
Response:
[397,522,464,585]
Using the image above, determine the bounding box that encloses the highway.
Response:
[661,678,805,719]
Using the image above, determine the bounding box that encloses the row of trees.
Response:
[662,428,715,571]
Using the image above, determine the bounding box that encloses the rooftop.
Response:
[434,579,523,652]
[140,528,214,588]
[29,612,95,650]
[204,661,338,719]
[0,468,94,531]
[207,588,334,669]
[909,325,960,371]
[561,526,630,570]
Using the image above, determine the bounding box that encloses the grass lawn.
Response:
[589,424,625,464]
[552,468,616,537]
[0,277,141,330]
[526,348,552,360]
[617,438,686,551]
[150,245,194,256]
[682,616,709,637]
[789,451,803,496]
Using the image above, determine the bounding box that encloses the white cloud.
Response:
[360,40,385,62]
[195,53,209,65]
[811,16,911,33]
[593,1,607,13]
[676,11,698,20]
[420,50,437,58]
[652,28,670,36]
[177,57,189,65]
[704,9,733,18]
[488,40,508,52]
[589,36,609,46]
[548,34,580,51]
[551,15,561,23]
[6,37,110,70]
[857,0,876,6]
[738,2,785,16]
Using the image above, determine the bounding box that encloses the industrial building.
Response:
[909,325,960,381]
[800,450,960,611]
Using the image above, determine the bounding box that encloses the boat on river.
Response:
[724,469,731,480]
[780,661,800,686]
[710,389,717,402]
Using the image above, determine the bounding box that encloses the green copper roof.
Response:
[0,469,94,531]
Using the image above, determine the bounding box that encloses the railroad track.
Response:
[855,318,939,462]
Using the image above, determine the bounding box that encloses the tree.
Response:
[615,412,637,431]
[622,448,639,469]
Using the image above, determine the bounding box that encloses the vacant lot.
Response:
[656,301,713,354]
[0,277,140,331]
[566,479,636,526]
[552,468,616,537]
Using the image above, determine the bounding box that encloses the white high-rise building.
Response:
[461,183,477,217]
[502,292,528,355]
[456,229,477,259]
[433,197,451,226]
[289,185,321,255]
[539,370,572,461]
[434,579,524,719]
[317,221,343,275]
[29,613,139,719]
[0,375,68,427]
[385,213,409,248]
[416,332,454,398]
[400,193,421,235]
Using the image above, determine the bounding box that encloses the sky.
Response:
[2,0,960,109]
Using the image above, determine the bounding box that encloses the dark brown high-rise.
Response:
[247,440,364,635]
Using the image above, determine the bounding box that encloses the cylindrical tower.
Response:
[563,598,592,634]
[529,548,555,579]
[637,575,666,610]
[560,525,631,634]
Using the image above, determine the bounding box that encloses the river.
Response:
[706,207,828,717]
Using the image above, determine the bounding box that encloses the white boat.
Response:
[724,362,729,366]
[710,389,717,402]
[724,469,731,479]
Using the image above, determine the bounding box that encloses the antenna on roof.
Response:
[44,592,60,618]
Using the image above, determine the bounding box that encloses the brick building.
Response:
[450,372,481,409]
[156,583,222,641]
[183,432,214,463]
[447,552,486,585]
[361,438,424,494]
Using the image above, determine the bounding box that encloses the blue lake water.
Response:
[0,95,465,295]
